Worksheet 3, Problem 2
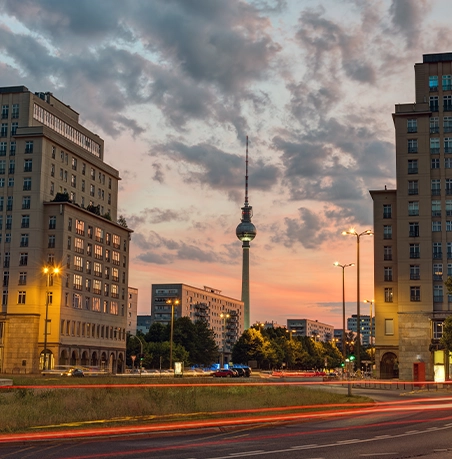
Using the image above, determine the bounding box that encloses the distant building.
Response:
[150,284,244,365]
[137,315,152,335]
[287,319,334,342]
[347,315,375,346]
[126,287,138,335]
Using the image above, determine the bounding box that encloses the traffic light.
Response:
[349,355,356,361]
[341,362,345,367]
[140,354,144,361]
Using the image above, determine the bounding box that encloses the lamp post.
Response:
[220,313,230,367]
[166,298,180,371]
[364,299,374,370]
[334,262,354,359]
[342,228,373,369]
[129,334,144,376]
[43,266,60,371]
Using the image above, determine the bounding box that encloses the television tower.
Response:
[236,136,256,329]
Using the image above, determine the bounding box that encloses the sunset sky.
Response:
[1,0,451,328]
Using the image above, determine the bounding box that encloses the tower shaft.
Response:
[241,243,250,329]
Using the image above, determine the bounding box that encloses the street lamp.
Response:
[342,228,373,369]
[43,265,60,371]
[333,261,354,359]
[364,299,374,369]
[220,313,230,367]
[129,334,144,376]
[166,298,180,370]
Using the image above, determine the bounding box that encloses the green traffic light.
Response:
[349,355,355,361]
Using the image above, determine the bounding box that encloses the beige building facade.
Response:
[0,86,132,374]
[371,53,452,381]
[151,284,244,364]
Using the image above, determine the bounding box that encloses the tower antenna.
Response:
[245,135,249,205]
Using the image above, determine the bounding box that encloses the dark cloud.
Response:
[152,141,280,198]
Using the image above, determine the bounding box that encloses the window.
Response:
[408,139,418,153]
[9,140,15,155]
[434,285,443,302]
[112,251,120,265]
[94,262,102,277]
[49,216,56,229]
[76,219,85,235]
[432,158,440,168]
[50,182,54,195]
[0,142,6,155]
[431,179,441,195]
[74,237,84,253]
[8,160,14,174]
[384,288,393,303]
[385,319,394,335]
[71,174,76,187]
[94,244,103,259]
[446,158,452,169]
[25,141,33,154]
[81,179,85,192]
[430,95,439,111]
[73,274,82,291]
[72,293,82,308]
[48,235,55,248]
[71,157,77,171]
[445,116,452,133]
[0,124,7,137]
[445,95,452,111]
[447,201,452,216]
[95,227,104,242]
[446,138,452,154]
[7,177,13,187]
[447,221,452,232]
[433,242,442,259]
[20,233,28,248]
[410,265,420,280]
[410,243,420,258]
[11,123,18,136]
[90,168,95,179]
[87,226,93,238]
[17,291,26,304]
[90,184,95,197]
[448,242,452,259]
[6,196,12,211]
[11,104,18,119]
[384,246,392,261]
[447,179,452,195]
[0,160,6,175]
[20,196,30,210]
[0,178,4,188]
[384,266,393,282]
[410,286,421,301]
[93,279,101,295]
[1,105,8,119]
[408,159,418,174]
[431,138,440,154]
[407,118,417,133]
[430,75,439,91]
[433,321,444,339]
[408,180,418,196]
[23,177,31,191]
[409,222,419,237]
[444,75,452,90]
[19,252,28,266]
[433,263,443,280]
[21,215,29,228]
[433,221,442,232]
[18,272,26,285]
[383,225,392,240]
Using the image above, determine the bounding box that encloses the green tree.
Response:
[232,328,265,366]
[441,315,452,351]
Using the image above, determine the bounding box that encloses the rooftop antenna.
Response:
[245,135,249,206]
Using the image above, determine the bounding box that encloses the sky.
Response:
[0,0,451,328]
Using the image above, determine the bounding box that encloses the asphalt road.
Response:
[1,386,452,459]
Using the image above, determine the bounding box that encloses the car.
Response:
[232,366,252,377]
[232,367,246,377]
[212,369,237,378]
[61,368,84,377]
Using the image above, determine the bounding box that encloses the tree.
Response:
[232,328,266,366]
[441,315,452,351]
[118,215,128,227]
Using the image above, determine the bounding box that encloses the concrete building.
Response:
[150,283,244,364]
[126,287,138,335]
[371,53,452,381]
[0,86,132,374]
[347,315,375,346]
[287,319,334,342]
[137,315,152,335]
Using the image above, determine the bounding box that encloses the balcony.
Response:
[434,296,444,303]
[410,295,421,302]
[74,247,84,254]
[431,189,441,196]
[433,252,443,259]
[384,254,392,261]
[430,126,440,134]
[384,275,393,282]
[407,127,417,133]
[410,253,420,259]
[93,288,101,295]
[410,274,420,280]
[409,231,419,237]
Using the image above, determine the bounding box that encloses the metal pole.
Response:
[43,272,49,371]
[356,234,361,369]
[342,266,346,359]
[169,302,174,370]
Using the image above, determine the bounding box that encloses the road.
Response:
[1,386,452,458]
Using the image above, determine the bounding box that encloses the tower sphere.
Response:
[236,221,257,242]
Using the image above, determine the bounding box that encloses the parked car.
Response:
[232,366,252,377]
[61,368,84,377]
[212,369,237,378]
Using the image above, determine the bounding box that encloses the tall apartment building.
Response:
[286,319,334,342]
[371,53,452,381]
[151,284,244,364]
[347,315,375,346]
[0,86,132,374]
[126,287,138,335]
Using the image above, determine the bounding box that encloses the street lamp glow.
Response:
[342,228,373,369]
[42,265,61,371]
[166,298,180,371]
